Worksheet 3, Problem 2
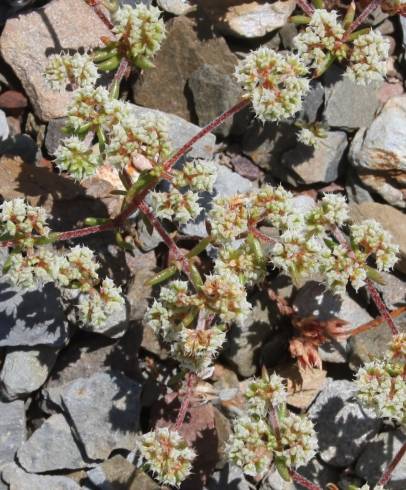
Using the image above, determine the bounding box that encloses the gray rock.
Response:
[308,379,381,467]
[345,166,375,204]
[0,110,9,140]
[0,400,26,469]
[373,272,406,311]
[182,162,253,238]
[349,94,406,209]
[0,282,71,348]
[61,371,142,460]
[157,0,194,15]
[17,413,94,472]
[0,0,111,121]
[82,297,129,339]
[87,454,159,490]
[0,347,59,400]
[133,16,238,121]
[130,104,216,161]
[135,214,163,252]
[200,0,296,38]
[2,462,81,490]
[222,293,276,378]
[45,117,67,156]
[355,430,406,490]
[299,81,325,124]
[349,312,406,370]
[277,131,347,186]
[293,281,372,363]
[323,66,382,129]
[205,463,250,490]
[189,64,249,137]
[0,134,37,165]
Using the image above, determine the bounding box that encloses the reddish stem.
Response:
[112,58,129,85]
[175,373,196,430]
[88,0,114,29]
[290,470,322,490]
[378,441,406,486]
[366,279,399,336]
[296,0,315,16]
[346,306,406,337]
[342,0,381,40]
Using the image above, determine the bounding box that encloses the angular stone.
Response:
[130,104,216,161]
[308,379,381,467]
[61,371,142,460]
[189,64,249,137]
[205,463,250,490]
[133,16,238,121]
[0,400,26,469]
[182,162,253,238]
[44,117,67,156]
[200,0,296,38]
[277,131,347,186]
[345,166,375,205]
[350,202,406,274]
[323,66,382,130]
[0,347,59,400]
[126,250,156,322]
[0,0,111,121]
[0,281,71,348]
[157,0,194,15]
[355,430,406,490]
[2,462,81,490]
[17,414,93,472]
[87,455,159,490]
[349,95,406,209]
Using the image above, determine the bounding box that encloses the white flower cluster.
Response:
[297,125,327,148]
[151,160,217,225]
[357,485,386,490]
[44,52,99,90]
[347,31,389,86]
[208,195,249,243]
[235,47,310,122]
[350,219,399,272]
[245,373,287,417]
[294,9,389,84]
[305,193,349,236]
[145,272,250,373]
[137,427,195,487]
[0,198,49,244]
[55,137,101,181]
[356,335,406,426]
[113,4,165,69]
[4,239,124,330]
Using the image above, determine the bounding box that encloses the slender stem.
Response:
[347,306,406,337]
[332,227,398,337]
[296,0,315,16]
[366,279,399,336]
[163,99,249,172]
[56,221,116,242]
[175,373,195,430]
[342,0,381,41]
[112,58,129,85]
[378,441,406,486]
[88,0,114,29]
[290,471,322,490]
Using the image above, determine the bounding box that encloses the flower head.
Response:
[208,194,249,244]
[172,160,217,193]
[138,428,195,487]
[277,413,317,468]
[150,189,201,225]
[4,249,59,289]
[113,4,165,69]
[305,193,349,236]
[55,136,101,180]
[44,52,99,90]
[245,374,287,417]
[0,199,49,243]
[235,47,309,122]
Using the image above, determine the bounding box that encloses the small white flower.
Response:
[208,194,249,244]
[138,428,195,487]
[44,52,99,90]
[305,193,349,236]
[172,160,217,193]
[297,127,318,147]
[0,198,49,241]
[55,136,101,181]
[245,374,287,417]
[278,413,317,468]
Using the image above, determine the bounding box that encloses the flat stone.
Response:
[132,16,238,121]
[0,347,59,400]
[87,455,159,490]
[308,379,381,468]
[182,162,253,238]
[189,64,249,137]
[17,413,94,472]
[349,312,406,370]
[0,400,26,469]
[349,95,406,209]
[157,0,194,15]
[200,0,296,38]
[205,463,250,490]
[293,281,372,363]
[130,104,216,161]
[2,462,81,490]
[0,0,111,121]
[277,131,347,186]
[350,202,406,274]
[323,66,382,130]
[355,429,406,489]
[0,281,71,348]
[61,371,142,461]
